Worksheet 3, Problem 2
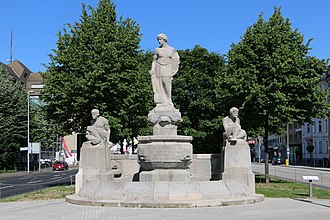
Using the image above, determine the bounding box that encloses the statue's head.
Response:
[229,107,239,118]
[157,33,168,42]
[91,109,100,119]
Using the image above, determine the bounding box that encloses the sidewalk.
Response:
[288,164,330,172]
[1,198,330,220]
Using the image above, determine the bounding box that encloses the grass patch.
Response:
[0,170,17,173]
[255,174,330,199]
[0,185,75,202]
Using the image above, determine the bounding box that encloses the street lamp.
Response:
[27,90,34,173]
[286,123,290,166]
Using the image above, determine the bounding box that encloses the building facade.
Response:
[0,60,44,102]
[301,69,330,167]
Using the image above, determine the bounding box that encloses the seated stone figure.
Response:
[86,109,111,146]
[223,107,247,145]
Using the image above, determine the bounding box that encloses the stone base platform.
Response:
[67,180,264,208]
[66,193,264,208]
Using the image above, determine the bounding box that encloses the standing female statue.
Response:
[150,33,180,106]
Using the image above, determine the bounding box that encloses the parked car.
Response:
[39,158,52,165]
[53,161,69,171]
[271,157,284,165]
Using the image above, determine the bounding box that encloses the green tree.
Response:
[42,0,152,142]
[220,7,329,182]
[174,46,227,153]
[30,104,58,150]
[0,67,27,170]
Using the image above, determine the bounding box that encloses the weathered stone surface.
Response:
[86,109,111,147]
[221,139,255,194]
[222,107,247,146]
[73,141,263,207]
[140,169,191,182]
[75,142,114,197]
[137,135,193,170]
[190,154,222,181]
[68,179,263,207]
[148,105,182,135]
[70,35,262,208]
[150,33,179,106]
[67,192,264,208]
[105,154,221,181]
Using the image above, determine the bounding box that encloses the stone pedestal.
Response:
[138,105,193,183]
[140,169,191,182]
[69,137,263,207]
[69,105,263,207]
[148,105,181,135]
[138,135,193,170]
[221,139,255,194]
[138,135,193,182]
[76,142,114,197]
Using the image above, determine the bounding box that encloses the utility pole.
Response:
[27,91,34,173]
[9,29,13,63]
[286,124,290,166]
[258,136,261,163]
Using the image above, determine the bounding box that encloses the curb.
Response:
[66,194,265,208]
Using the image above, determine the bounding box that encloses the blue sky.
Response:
[0,0,329,72]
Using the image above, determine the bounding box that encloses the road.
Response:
[0,169,78,199]
[252,162,330,188]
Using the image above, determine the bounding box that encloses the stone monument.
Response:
[222,107,247,144]
[75,109,114,197]
[138,33,193,184]
[220,107,255,193]
[68,34,263,208]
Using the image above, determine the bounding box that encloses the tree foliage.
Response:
[42,0,152,142]
[174,46,227,153]
[30,104,58,150]
[220,7,329,182]
[0,67,27,169]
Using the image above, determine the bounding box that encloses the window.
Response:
[294,133,298,141]
[23,72,29,78]
[303,143,306,154]
[307,124,310,133]
[314,142,317,152]
[326,120,328,132]
[326,141,329,154]
[297,132,301,140]
[319,141,323,154]
[318,121,322,132]
[289,134,293,143]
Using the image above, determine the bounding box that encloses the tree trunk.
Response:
[264,118,270,184]
[310,152,314,166]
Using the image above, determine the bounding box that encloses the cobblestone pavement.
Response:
[1,198,330,220]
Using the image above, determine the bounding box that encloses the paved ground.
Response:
[1,165,330,219]
[1,198,330,220]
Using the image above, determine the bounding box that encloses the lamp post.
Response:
[286,123,290,166]
[27,90,34,173]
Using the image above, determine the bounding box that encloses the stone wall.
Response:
[110,154,221,181]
